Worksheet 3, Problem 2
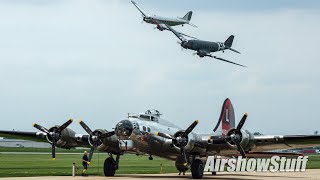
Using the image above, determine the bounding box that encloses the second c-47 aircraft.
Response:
[165,24,246,67]
[1,98,320,179]
[131,1,197,32]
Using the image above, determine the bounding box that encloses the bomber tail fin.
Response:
[182,11,193,21]
[213,98,236,136]
[224,35,241,54]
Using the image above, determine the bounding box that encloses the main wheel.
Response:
[104,157,116,176]
[191,159,204,179]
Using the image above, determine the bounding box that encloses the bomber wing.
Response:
[0,120,121,160]
[201,133,320,157]
[189,107,320,157]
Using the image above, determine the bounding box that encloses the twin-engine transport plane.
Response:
[131,1,197,32]
[165,24,246,67]
[1,98,320,179]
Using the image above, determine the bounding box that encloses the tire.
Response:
[104,157,116,176]
[191,159,204,179]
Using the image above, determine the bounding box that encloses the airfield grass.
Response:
[0,147,320,177]
[0,147,176,177]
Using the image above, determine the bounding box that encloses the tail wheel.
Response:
[191,159,204,179]
[104,157,116,176]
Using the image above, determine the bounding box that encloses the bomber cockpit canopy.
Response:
[128,109,162,122]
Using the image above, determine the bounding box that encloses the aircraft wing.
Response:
[198,134,320,157]
[156,24,197,39]
[164,24,188,42]
[0,130,48,143]
[131,0,149,17]
[0,129,91,148]
[250,134,320,151]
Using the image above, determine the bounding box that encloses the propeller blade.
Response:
[155,132,174,139]
[57,119,73,132]
[79,120,93,136]
[100,131,115,138]
[180,146,188,166]
[88,145,95,163]
[182,120,199,137]
[233,139,247,158]
[33,123,50,134]
[52,134,56,160]
[211,56,247,67]
[236,113,248,133]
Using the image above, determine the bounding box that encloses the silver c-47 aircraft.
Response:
[165,24,246,67]
[131,1,197,32]
[1,98,320,179]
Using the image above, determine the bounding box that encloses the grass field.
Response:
[0,147,319,177]
[0,147,176,177]
[0,147,85,153]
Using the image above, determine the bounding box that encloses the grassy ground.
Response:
[0,147,85,153]
[0,147,319,177]
[0,151,176,177]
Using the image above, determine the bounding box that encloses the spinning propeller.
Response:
[79,120,115,163]
[156,120,199,166]
[33,119,73,160]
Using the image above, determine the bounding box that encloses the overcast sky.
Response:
[0,0,319,135]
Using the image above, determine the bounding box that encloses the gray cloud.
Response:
[0,1,319,135]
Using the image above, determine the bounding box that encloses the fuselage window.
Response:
[143,126,146,131]
[147,127,151,132]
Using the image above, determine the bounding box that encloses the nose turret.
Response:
[115,120,133,139]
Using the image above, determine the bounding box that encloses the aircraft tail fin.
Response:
[213,98,236,136]
[224,35,241,54]
[182,11,193,21]
[224,35,234,48]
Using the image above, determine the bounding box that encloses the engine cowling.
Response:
[172,130,195,152]
[156,24,165,31]
[226,128,251,151]
[45,127,77,149]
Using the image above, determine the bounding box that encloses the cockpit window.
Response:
[139,114,159,122]
[143,126,146,131]
[147,127,151,132]
[140,115,150,120]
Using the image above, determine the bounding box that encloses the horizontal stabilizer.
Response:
[228,47,241,54]
[188,23,198,28]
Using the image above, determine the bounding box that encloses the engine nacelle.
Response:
[172,131,195,152]
[46,127,77,149]
[86,129,114,151]
[226,129,251,151]
[156,24,165,31]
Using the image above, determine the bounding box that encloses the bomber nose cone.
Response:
[115,120,133,139]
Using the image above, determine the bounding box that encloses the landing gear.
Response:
[191,159,204,179]
[148,155,153,160]
[103,154,120,177]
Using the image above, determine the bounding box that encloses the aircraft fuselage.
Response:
[144,15,188,26]
[182,40,226,55]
